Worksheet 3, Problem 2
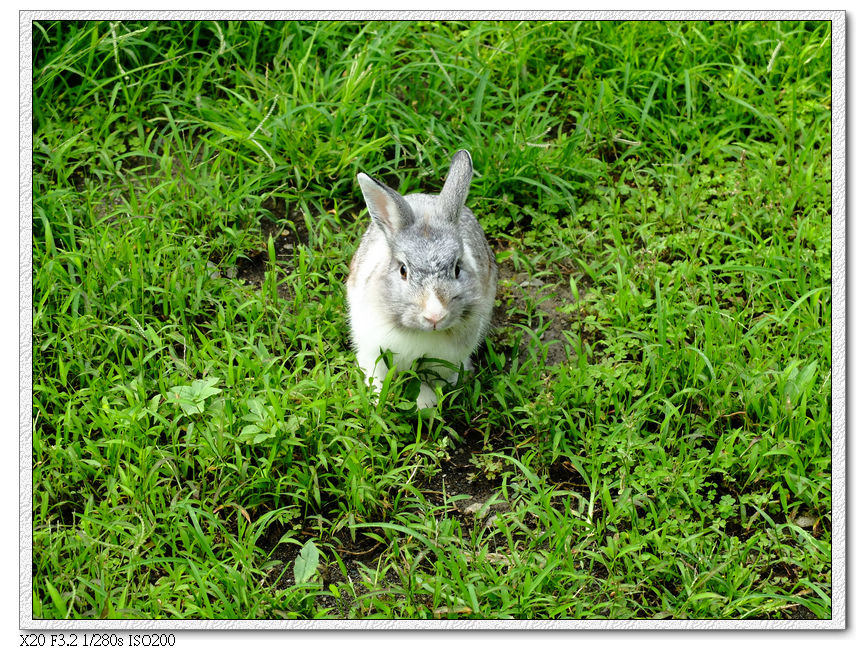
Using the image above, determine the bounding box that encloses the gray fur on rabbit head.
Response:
[347,150,497,407]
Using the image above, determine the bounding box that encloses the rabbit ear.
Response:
[357,173,414,235]
[438,150,473,223]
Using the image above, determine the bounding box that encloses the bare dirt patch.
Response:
[492,255,585,368]
[233,196,309,301]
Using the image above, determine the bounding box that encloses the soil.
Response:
[232,196,309,302]
[492,255,584,368]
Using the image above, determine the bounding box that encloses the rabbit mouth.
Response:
[394,309,452,332]
[418,306,467,332]
[421,315,450,331]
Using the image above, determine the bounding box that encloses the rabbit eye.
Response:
[454,263,461,279]
[399,263,407,279]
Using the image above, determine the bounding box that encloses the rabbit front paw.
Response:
[416,383,438,409]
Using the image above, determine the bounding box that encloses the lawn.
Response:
[31,19,833,620]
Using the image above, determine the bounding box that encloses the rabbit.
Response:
[347,150,498,409]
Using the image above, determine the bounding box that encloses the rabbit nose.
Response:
[422,292,448,329]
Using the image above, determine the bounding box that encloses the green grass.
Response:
[31,19,832,620]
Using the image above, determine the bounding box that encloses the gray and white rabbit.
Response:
[347,150,497,408]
